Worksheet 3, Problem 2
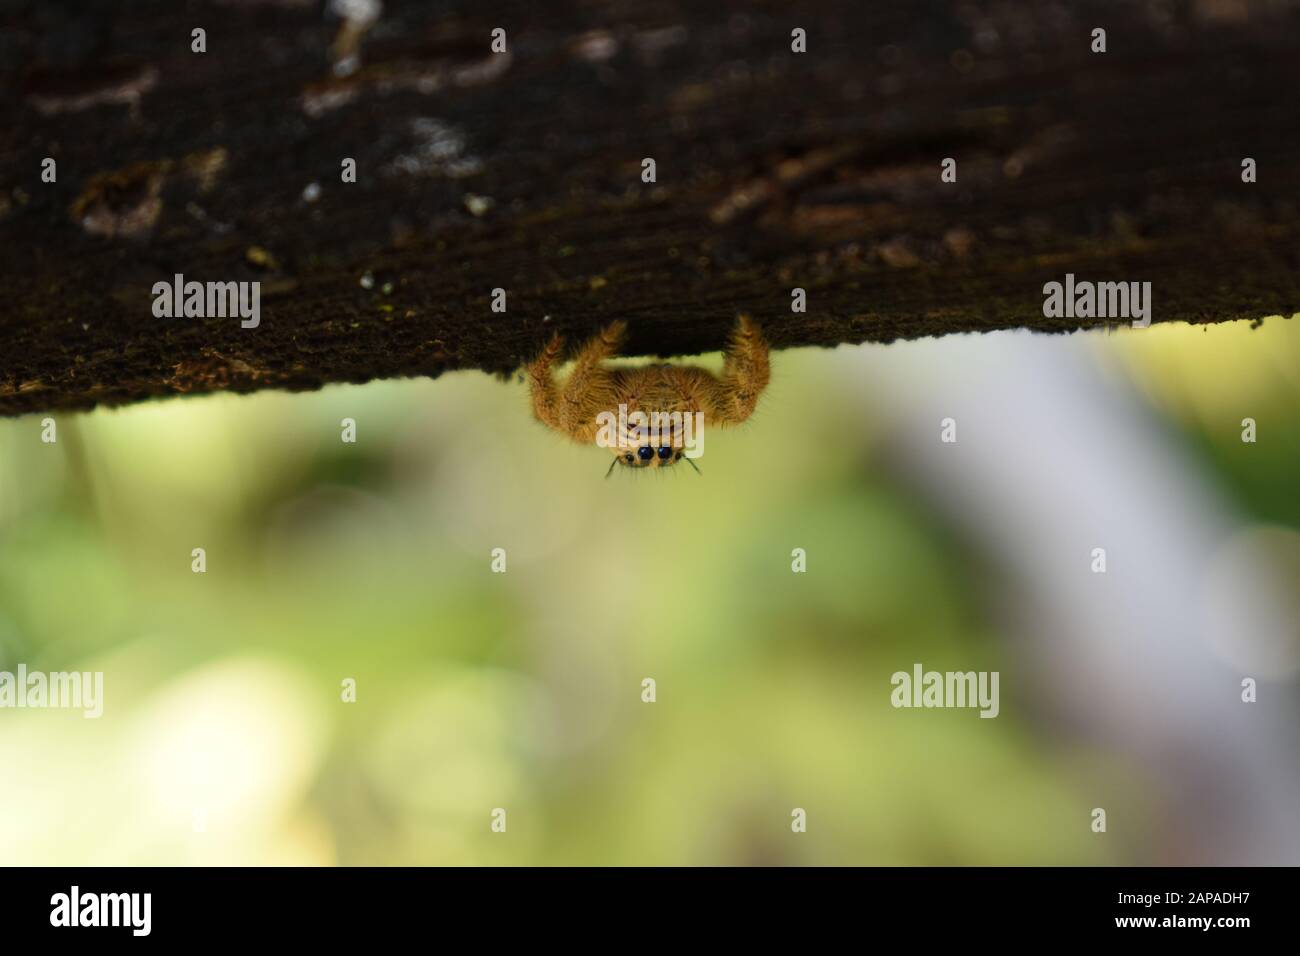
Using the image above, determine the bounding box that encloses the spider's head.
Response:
[601,412,702,475]
[610,443,688,471]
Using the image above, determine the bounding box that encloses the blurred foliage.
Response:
[1104,316,1300,527]
[0,317,1295,865]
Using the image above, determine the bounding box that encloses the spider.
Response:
[526,315,770,475]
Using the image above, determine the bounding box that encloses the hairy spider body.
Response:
[527,315,770,470]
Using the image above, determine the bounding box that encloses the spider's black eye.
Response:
[657,446,672,460]
[624,453,635,463]
[637,446,654,461]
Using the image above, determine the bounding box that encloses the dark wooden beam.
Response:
[2,0,1298,415]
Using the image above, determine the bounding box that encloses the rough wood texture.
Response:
[1,0,1298,415]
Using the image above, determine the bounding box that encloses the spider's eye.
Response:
[637,446,654,461]
[624,453,635,463]
[657,446,672,460]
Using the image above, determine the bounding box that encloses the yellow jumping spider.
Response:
[527,315,770,474]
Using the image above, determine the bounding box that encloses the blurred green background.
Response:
[0,317,1296,865]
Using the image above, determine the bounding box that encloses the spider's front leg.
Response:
[526,332,565,429]
[559,320,627,433]
[714,314,770,424]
